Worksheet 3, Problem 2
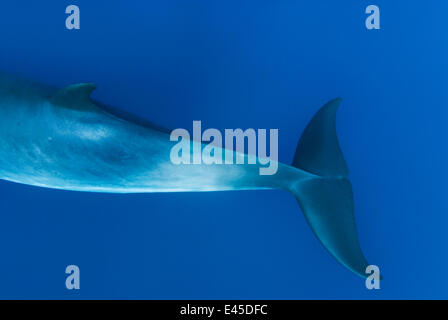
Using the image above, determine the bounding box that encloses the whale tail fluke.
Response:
[289,98,369,278]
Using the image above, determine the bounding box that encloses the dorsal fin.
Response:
[51,83,97,110]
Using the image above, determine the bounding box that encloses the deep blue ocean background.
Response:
[0,1,446,299]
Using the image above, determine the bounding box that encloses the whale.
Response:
[0,71,370,278]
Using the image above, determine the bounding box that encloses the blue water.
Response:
[0,1,446,299]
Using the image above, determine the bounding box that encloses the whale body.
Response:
[0,72,370,278]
